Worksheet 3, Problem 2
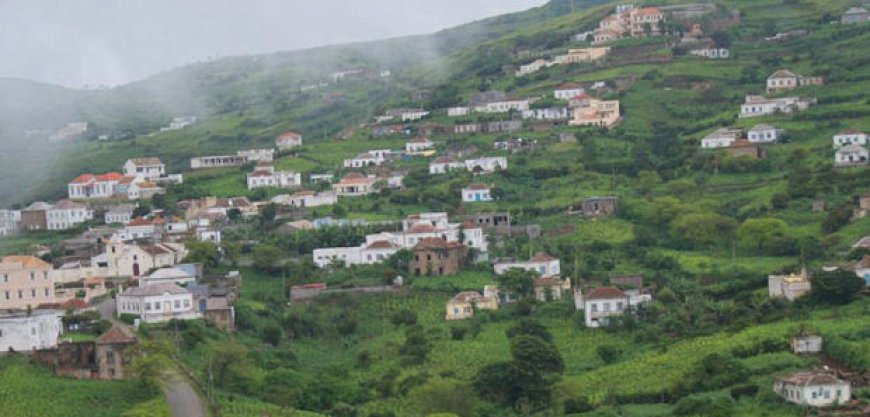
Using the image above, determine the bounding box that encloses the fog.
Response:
[0,0,546,88]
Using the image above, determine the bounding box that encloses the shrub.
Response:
[391,309,418,326]
[673,393,734,417]
[730,383,759,399]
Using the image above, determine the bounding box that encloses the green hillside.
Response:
[2,0,869,416]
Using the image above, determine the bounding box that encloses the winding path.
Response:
[97,297,209,417]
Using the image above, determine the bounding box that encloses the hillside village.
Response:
[0,1,869,417]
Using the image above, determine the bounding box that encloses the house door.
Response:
[132,263,140,276]
[163,301,171,312]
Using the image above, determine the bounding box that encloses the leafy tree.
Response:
[596,344,620,364]
[391,309,418,326]
[206,340,259,394]
[670,212,738,249]
[810,269,864,305]
[262,324,283,346]
[510,335,564,374]
[183,240,221,267]
[710,31,731,47]
[252,244,283,273]
[399,325,430,365]
[673,393,735,417]
[737,218,788,250]
[496,268,537,300]
[506,319,553,344]
[127,340,174,390]
[258,203,278,230]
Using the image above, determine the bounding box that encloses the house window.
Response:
[44,288,49,297]
[174,300,180,309]
[2,274,7,282]
[183,299,190,308]
[145,302,151,311]
[4,291,8,300]
[17,290,22,299]
[30,272,34,280]
[43,271,48,279]
[590,304,598,313]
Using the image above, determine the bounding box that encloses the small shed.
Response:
[791,334,822,354]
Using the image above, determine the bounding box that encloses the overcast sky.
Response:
[0,0,546,88]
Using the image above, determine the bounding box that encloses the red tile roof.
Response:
[556,82,582,90]
[465,183,490,190]
[69,174,95,184]
[366,240,398,250]
[451,291,484,303]
[414,237,464,250]
[776,371,844,386]
[530,252,556,262]
[277,131,302,140]
[95,172,124,182]
[585,286,627,300]
[408,224,438,233]
[96,325,137,344]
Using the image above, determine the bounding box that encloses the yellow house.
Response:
[570,98,621,127]
[445,290,498,320]
[556,47,611,64]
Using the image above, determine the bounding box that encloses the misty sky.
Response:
[0,0,546,88]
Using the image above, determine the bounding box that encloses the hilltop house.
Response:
[405,137,434,154]
[237,148,275,162]
[834,144,869,167]
[20,200,94,232]
[276,132,303,150]
[474,98,531,114]
[160,116,196,131]
[429,156,466,174]
[570,196,619,217]
[592,5,663,44]
[116,283,198,324]
[246,164,302,190]
[575,286,652,328]
[494,252,560,277]
[312,240,401,268]
[554,83,585,100]
[739,95,815,118]
[773,371,851,407]
[343,151,387,168]
[516,59,551,76]
[522,107,569,120]
[569,98,621,127]
[0,310,63,351]
[833,129,867,148]
[747,124,782,143]
[96,236,187,278]
[553,47,611,64]
[701,127,743,149]
[332,173,379,197]
[190,155,248,169]
[465,157,508,174]
[841,7,869,24]
[401,110,430,122]
[462,183,493,203]
[0,256,55,310]
[766,70,824,92]
[409,238,468,276]
[454,123,482,134]
[122,158,165,180]
[141,265,199,287]
[181,196,256,220]
[791,334,822,354]
[768,270,811,301]
[445,289,499,320]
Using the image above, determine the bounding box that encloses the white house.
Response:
[773,371,851,407]
[739,95,815,118]
[768,270,811,301]
[429,156,465,174]
[474,99,531,114]
[46,200,94,231]
[522,107,570,120]
[0,209,20,236]
[67,172,124,199]
[701,128,742,149]
[312,240,400,268]
[689,48,730,59]
[747,124,782,143]
[516,59,551,77]
[272,191,337,208]
[447,107,470,117]
[834,144,869,167]
[237,148,275,162]
[105,204,136,224]
[465,157,508,174]
[0,310,63,352]
[115,283,198,323]
[123,158,165,180]
[343,153,385,168]
[833,129,867,148]
[402,110,430,122]
[406,137,434,154]
[276,132,303,150]
[461,183,493,203]
[332,173,379,197]
[574,287,652,328]
[246,165,302,190]
[791,334,822,354]
[141,266,197,287]
[554,83,585,100]
[494,252,560,277]
[161,116,197,131]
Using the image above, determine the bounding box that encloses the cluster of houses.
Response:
[515,46,611,77]
[833,129,868,168]
[67,158,183,203]
[591,4,664,44]
[700,124,782,159]
[312,212,488,268]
